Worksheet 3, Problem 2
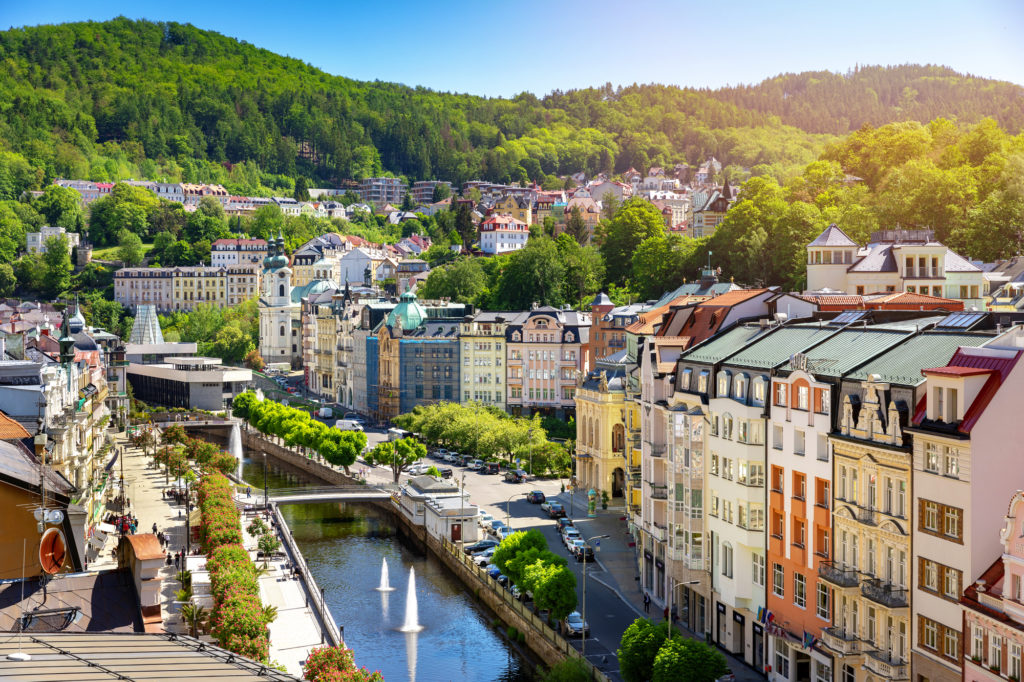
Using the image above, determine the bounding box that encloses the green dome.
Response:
[387,291,427,331]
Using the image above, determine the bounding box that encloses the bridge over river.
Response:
[243,484,400,505]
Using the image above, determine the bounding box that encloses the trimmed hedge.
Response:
[199,473,270,663]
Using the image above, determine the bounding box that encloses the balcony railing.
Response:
[648,523,667,542]
[649,444,666,458]
[856,507,878,525]
[864,650,909,680]
[861,578,908,608]
[820,627,861,655]
[818,561,859,588]
[649,483,669,500]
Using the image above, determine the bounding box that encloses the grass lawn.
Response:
[91,242,154,260]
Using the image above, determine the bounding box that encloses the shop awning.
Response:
[96,522,116,535]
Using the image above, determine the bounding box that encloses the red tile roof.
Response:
[0,411,30,439]
[921,366,994,377]
[917,348,1022,434]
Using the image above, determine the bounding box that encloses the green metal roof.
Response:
[846,331,996,385]
[723,324,841,369]
[680,324,769,365]
[778,328,913,377]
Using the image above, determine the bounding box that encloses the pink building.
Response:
[961,490,1024,682]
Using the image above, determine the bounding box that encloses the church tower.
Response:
[259,232,299,367]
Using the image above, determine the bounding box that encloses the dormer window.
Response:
[512,331,521,341]
[734,374,747,401]
[717,370,731,396]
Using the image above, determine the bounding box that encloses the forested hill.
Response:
[709,65,1024,135]
[0,18,1020,193]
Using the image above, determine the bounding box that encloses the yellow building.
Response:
[114,265,260,312]
[823,377,911,681]
[459,313,509,409]
[494,195,533,225]
[574,361,627,504]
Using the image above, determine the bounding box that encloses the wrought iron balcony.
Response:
[818,561,859,588]
[649,443,666,458]
[864,650,909,679]
[856,506,878,525]
[820,627,861,656]
[861,578,908,608]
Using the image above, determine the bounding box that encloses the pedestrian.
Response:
[152,522,158,535]
[663,606,669,621]
[174,553,180,569]
[643,592,651,613]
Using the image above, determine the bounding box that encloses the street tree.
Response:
[366,438,426,482]
[491,530,548,579]
[652,637,728,682]
[598,197,666,285]
[618,618,671,682]
[525,561,577,621]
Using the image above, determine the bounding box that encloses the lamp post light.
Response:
[460,472,466,550]
[505,492,520,532]
[262,452,268,511]
[581,534,610,660]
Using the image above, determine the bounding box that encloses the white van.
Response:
[318,406,333,419]
[336,419,363,432]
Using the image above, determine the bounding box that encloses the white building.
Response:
[478,214,528,254]
[806,225,987,309]
[26,225,80,254]
[397,475,479,544]
[210,238,269,267]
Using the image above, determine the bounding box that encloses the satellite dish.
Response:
[39,528,67,574]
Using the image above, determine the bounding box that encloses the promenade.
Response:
[88,429,327,678]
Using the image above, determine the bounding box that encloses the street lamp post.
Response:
[460,473,466,550]
[582,534,610,659]
[668,579,701,639]
[262,452,268,511]
[505,492,520,532]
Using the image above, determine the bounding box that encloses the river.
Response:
[242,454,535,682]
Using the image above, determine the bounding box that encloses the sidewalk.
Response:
[557,491,764,682]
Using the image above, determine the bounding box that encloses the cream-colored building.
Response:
[460,312,514,409]
[574,360,627,504]
[806,225,986,309]
[113,264,260,312]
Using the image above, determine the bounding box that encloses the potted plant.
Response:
[601,490,609,510]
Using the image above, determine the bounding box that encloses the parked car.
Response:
[555,518,575,533]
[467,459,484,470]
[463,539,498,554]
[488,520,507,534]
[438,468,454,479]
[511,584,528,601]
[477,512,495,529]
[435,448,449,459]
[487,566,502,580]
[547,502,567,518]
[336,419,363,431]
[496,526,513,540]
[526,491,546,504]
[407,463,432,475]
[503,469,526,483]
[458,455,473,466]
[539,501,553,513]
[576,544,595,563]
[561,611,589,637]
[482,462,500,475]
[562,528,581,549]
[568,538,586,558]
[473,549,496,566]
[496,574,510,588]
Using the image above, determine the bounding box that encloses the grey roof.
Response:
[809,224,858,248]
[778,328,913,377]
[846,331,996,385]
[723,324,842,370]
[848,243,898,273]
[582,365,626,392]
[0,440,75,497]
[0,571,143,633]
[590,292,612,307]
[408,475,459,493]
[680,324,771,366]
[944,249,982,272]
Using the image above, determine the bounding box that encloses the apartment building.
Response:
[589,293,645,362]
[493,195,533,225]
[460,312,517,409]
[478,214,529,254]
[300,288,341,401]
[359,177,408,206]
[114,264,260,312]
[908,336,1024,682]
[210,238,268,267]
[410,180,452,205]
[962,490,1024,682]
[505,307,590,419]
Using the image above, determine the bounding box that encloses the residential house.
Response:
[210,238,268,267]
[575,356,628,509]
[690,182,732,238]
[505,307,591,419]
[493,195,533,225]
[478,214,529,254]
[26,225,80,254]
[114,264,260,312]
[459,312,519,410]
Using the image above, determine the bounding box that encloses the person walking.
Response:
[152,522,158,535]
[643,592,651,613]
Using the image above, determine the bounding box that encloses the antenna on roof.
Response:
[6,539,30,661]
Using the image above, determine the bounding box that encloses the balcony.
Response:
[649,443,666,459]
[820,627,861,656]
[864,650,909,679]
[856,507,878,525]
[649,483,669,500]
[818,561,859,588]
[648,523,667,542]
[861,578,908,608]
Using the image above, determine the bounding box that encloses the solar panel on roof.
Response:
[936,311,986,329]
[833,311,869,325]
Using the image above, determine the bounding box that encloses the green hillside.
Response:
[1,18,1017,197]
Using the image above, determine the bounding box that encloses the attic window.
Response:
[708,313,717,328]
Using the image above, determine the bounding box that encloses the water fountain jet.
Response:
[376,558,395,591]
[228,422,243,479]
[398,567,423,632]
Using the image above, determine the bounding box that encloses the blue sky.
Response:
[5,0,1023,97]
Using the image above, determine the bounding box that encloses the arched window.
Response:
[716,370,731,397]
[279,325,285,337]
[734,373,748,401]
[612,424,625,453]
[279,283,285,297]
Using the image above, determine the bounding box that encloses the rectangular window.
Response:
[793,473,806,500]
[944,446,959,478]
[775,642,790,679]
[944,506,961,540]
[925,442,939,472]
[943,566,961,600]
[794,429,805,455]
[816,582,830,620]
[794,573,806,608]
[722,544,733,578]
[773,563,785,597]
[775,382,787,406]
[772,424,783,450]
[973,626,984,660]
[797,385,809,410]
[752,554,765,587]
[923,501,940,531]
[944,627,960,661]
[1010,643,1021,679]
[923,559,938,591]
[923,618,938,650]
[991,635,1003,671]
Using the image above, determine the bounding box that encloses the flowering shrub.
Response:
[303,646,384,682]
[199,473,271,662]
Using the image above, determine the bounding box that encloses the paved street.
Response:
[352,427,763,681]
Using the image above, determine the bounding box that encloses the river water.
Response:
[242,454,534,682]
